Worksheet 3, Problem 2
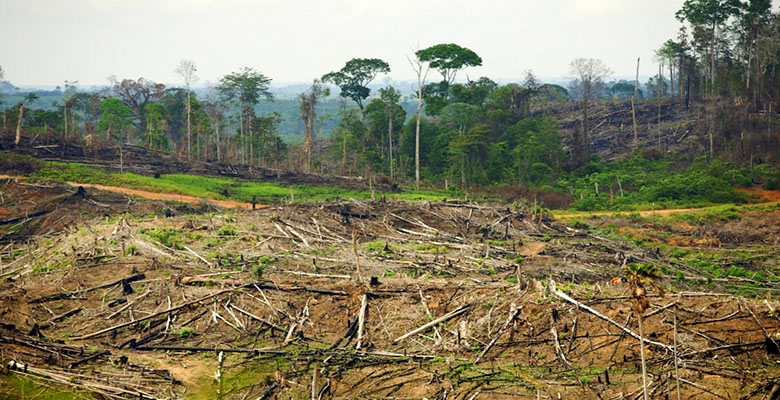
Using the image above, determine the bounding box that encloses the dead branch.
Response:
[70,289,233,340]
[230,304,287,333]
[741,299,780,352]
[679,378,729,399]
[549,280,672,351]
[40,307,82,329]
[68,350,111,368]
[105,290,152,319]
[683,340,764,357]
[281,270,352,280]
[183,245,212,268]
[356,293,369,350]
[475,305,522,364]
[32,273,146,303]
[550,315,573,370]
[394,303,472,343]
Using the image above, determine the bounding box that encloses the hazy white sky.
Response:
[0,0,764,88]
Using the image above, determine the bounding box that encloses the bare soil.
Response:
[1,176,779,399]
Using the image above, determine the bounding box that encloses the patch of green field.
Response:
[31,162,454,203]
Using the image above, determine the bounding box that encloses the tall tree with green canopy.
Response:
[141,101,169,150]
[97,97,134,142]
[253,112,286,168]
[675,0,743,93]
[734,0,773,109]
[415,43,482,85]
[364,86,406,180]
[322,58,390,112]
[112,78,165,140]
[416,43,483,117]
[450,77,497,106]
[439,102,483,186]
[218,67,274,165]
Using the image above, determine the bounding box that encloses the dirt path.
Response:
[555,187,780,220]
[69,182,259,210]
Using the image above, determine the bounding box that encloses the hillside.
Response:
[0,149,779,398]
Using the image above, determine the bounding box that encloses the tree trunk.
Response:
[710,22,716,94]
[14,104,24,146]
[186,89,192,160]
[632,58,640,152]
[638,314,649,400]
[415,84,422,189]
[388,114,394,181]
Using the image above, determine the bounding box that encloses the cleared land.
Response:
[1,174,780,399]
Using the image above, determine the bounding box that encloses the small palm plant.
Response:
[622,263,664,400]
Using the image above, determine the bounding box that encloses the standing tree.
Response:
[14,93,38,146]
[218,67,274,165]
[622,263,665,400]
[112,78,165,141]
[568,58,612,167]
[14,103,23,147]
[675,0,743,94]
[415,43,482,85]
[175,60,198,159]
[656,40,685,97]
[378,86,403,181]
[61,81,79,142]
[322,58,390,113]
[416,43,483,116]
[364,86,406,180]
[202,86,228,162]
[299,79,329,173]
[408,50,430,189]
[440,102,484,187]
[0,65,6,129]
[97,98,134,142]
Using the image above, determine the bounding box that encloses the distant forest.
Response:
[1,0,779,210]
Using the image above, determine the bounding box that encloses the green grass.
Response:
[31,162,454,204]
[2,375,96,399]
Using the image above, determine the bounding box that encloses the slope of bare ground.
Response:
[1,178,779,399]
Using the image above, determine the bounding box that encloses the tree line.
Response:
[0,0,778,196]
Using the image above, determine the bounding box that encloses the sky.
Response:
[0,0,768,89]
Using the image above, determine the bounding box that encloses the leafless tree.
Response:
[408,48,430,190]
[568,58,612,166]
[175,60,198,159]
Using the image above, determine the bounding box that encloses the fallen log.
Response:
[32,273,145,303]
[394,304,472,343]
[40,307,82,329]
[69,350,110,368]
[134,345,288,355]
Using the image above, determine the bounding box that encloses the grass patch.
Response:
[31,162,455,204]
